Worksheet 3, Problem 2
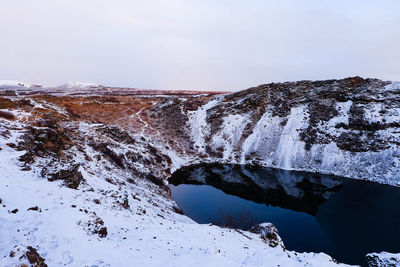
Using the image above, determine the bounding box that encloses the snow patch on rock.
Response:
[60,81,99,89]
[365,251,400,267]
[187,98,220,154]
[211,114,250,160]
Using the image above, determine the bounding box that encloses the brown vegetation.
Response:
[0,110,15,120]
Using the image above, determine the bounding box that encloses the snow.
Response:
[239,106,310,171]
[275,106,308,170]
[193,95,400,186]
[240,109,282,163]
[1,78,399,266]
[187,98,220,154]
[211,114,250,160]
[60,81,99,89]
[0,80,34,88]
[0,165,349,266]
[366,251,400,267]
[0,107,352,267]
[0,80,100,90]
[383,81,400,92]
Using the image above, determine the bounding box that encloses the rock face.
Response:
[17,123,73,165]
[187,77,400,185]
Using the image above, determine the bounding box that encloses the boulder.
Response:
[8,245,47,267]
[250,223,285,249]
[47,164,84,189]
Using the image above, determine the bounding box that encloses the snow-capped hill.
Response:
[0,80,40,89]
[58,81,99,89]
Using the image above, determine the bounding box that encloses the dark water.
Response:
[169,164,400,266]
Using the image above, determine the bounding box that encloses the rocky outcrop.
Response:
[366,252,400,267]
[96,125,136,145]
[187,77,400,186]
[89,142,126,168]
[17,122,73,165]
[46,163,84,189]
[251,223,285,249]
[14,118,85,189]
[7,245,47,267]
[0,110,15,120]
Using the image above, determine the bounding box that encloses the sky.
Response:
[0,0,399,91]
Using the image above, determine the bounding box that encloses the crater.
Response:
[169,163,400,266]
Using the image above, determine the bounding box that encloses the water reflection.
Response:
[169,163,400,266]
[170,163,344,215]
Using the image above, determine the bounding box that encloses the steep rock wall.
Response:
[187,77,400,185]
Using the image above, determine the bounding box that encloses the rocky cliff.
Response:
[186,77,400,185]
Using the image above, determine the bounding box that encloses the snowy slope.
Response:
[187,78,400,186]
[58,81,99,89]
[0,98,350,267]
[1,76,399,266]
[0,80,35,89]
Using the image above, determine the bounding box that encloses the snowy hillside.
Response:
[58,81,99,89]
[0,77,399,266]
[187,77,400,185]
[0,80,37,89]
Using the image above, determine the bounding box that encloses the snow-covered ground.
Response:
[0,110,349,266]
[0,80,36,89]
[365,252,400,267]
[0,80,99,91]
[1,76,399,266]
[59,81,99,89]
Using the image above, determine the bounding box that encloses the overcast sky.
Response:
[1,0,399,91]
